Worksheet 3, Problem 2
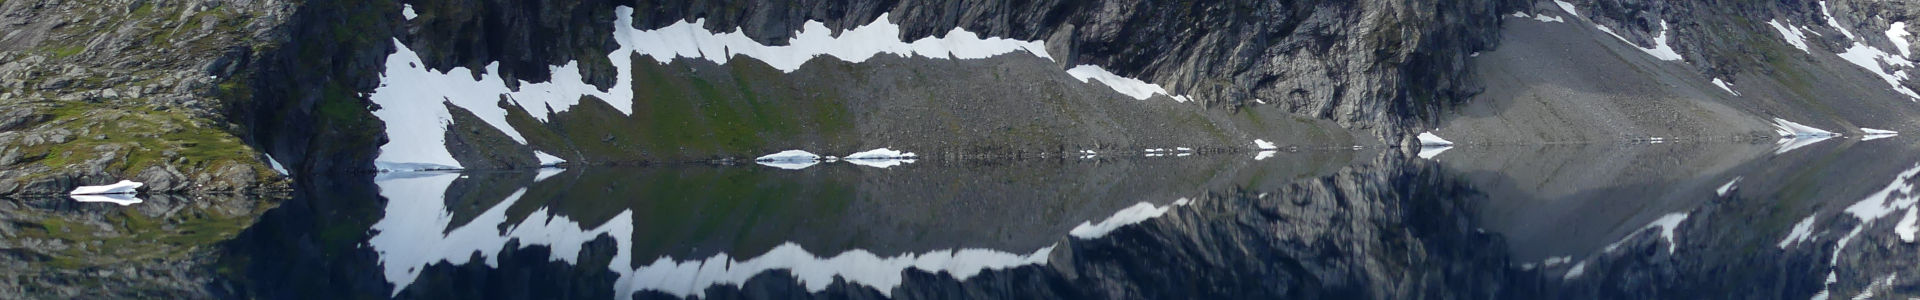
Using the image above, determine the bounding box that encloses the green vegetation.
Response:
[12,101,275,185]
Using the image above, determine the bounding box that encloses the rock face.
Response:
[0,0,293,195]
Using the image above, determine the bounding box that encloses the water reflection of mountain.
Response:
[215,136,1920,299]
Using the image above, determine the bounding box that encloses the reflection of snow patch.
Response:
[1070,199,1191,239]
[1563,261,1588,280]
[1417,146,1451,160]
[71,194,142,206]
[70,180,142,195]
[1253,150,1276,161]
[1780,215,1818,249]
[402,4,417,20]
[1533,14,1565,23]
[1602,212,1689,254]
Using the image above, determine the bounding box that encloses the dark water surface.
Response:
[22,136,1920,299]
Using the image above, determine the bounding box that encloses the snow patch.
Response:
[1891,22,1913,58]
[1821,1,1856,39]
[844,148,918,168]
[1417,131,1454,146]
[1533,14,1565,23]
[1769,19,1812,53]
[70,180,142,195]
[1712,78,1739,96]
[265,153,290,176]
[1773,118,1839,138]
[534,151,566,166]
[1717,176,1742,197]
[1595,21,1684,62]
[1253,139,1278,150]
[756,150,823,170]
[1066,65,1193,102]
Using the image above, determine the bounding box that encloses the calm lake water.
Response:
[19,136,1920,299]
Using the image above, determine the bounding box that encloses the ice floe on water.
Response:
[1417,131,1454,146]
[70,180,141,195]
[70,194,141,206]
[1070,198,1192,239]
[1769,19,1812,54]
[369,5,1185,170]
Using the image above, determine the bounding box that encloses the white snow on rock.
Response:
[1553,0,1580,17]
[1773,118,1839,138]
[1716,176,1742,197]
[1253,139,1277,150]
[1070,198,1191,239]
[402,4,417,20]
[265,153,290,176]
[1779,215,1818,249]
[1712,78,1739,96]
[71,194,142,206]
[1066,65,1193,102]
[1863,128,1899,135]
[844,148,918,168]
[1891,22,1913,58]
[755,150,823,169]
[846,148,917,159]
[535,151,567,166]
[1769,19,1812,53]
[1417,131,1454,146]
[368,5,1187,169]
[70,180,142,195]
[1533,14,1565,23]
[1821,1,1856,39]
[1595,21,1684,62]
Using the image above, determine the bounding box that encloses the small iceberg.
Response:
[1417,131,1454,146]
[70,180,142,195]
[844,148,918,168]
[756,150,823,170]
[71,194,142,206]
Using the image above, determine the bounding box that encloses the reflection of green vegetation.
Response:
[15,196,281,269]
[499,167,855,259]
